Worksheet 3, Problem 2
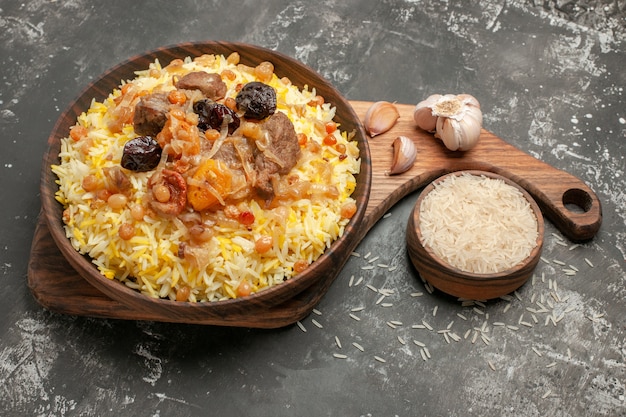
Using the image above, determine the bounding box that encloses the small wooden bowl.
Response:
[40,42,371,327]
[406,170,544,300]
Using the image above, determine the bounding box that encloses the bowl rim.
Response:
[412,169,545,280]
[40,41,372,312]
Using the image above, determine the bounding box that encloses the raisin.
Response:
[235,82,277,120]
[193,100,240,134]
[121,136,162,172]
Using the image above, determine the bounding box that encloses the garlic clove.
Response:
[388,135,417,175]
[364,101,400,137]
[435,117,463,151]
[413,94,441,132]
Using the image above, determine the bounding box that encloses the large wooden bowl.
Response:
[40,41,372,326]
[406,170,545,300]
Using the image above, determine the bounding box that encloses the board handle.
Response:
[477,131,602,242]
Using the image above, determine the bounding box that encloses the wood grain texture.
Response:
[351,101,602,241]
[31,41,602,327]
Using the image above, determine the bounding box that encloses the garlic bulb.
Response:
[387,136,417,175]
[364,101,400,137]
[413,94,483,151]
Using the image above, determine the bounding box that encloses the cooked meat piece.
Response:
[253,112,301,199]
[175,72,226,101]
[133,93,170,136]
[213,142,244,170]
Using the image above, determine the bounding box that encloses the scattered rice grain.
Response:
[333,353,348,359]
[296,321,307,332]
[311,319,323,328]
[352,342,365,352]
[374,356,386,363]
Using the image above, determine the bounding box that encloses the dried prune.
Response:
[121,136,162,172]
[235,82,276,120]
[193,100,240,134]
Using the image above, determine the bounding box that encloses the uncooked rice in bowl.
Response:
[52,52,360,302]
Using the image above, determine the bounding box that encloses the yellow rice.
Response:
[52,53,360,302]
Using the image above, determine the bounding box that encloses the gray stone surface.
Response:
[1,1,624,416]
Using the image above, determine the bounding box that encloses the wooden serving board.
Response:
[27,101,602,325]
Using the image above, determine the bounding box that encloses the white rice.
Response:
[419,173,539,274]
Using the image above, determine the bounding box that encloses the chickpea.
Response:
[130,204,145,221]
[241,122,263,141]
[236,280,252,297]
[118,223,135,240]
[95,188,110,202]
[323,134,337,146]
[81,174,100,192]
[107,193,128,210]
[254,236,273,254]
[153,184,171,203]
[293,260,309,274]
[224,97,237,112]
